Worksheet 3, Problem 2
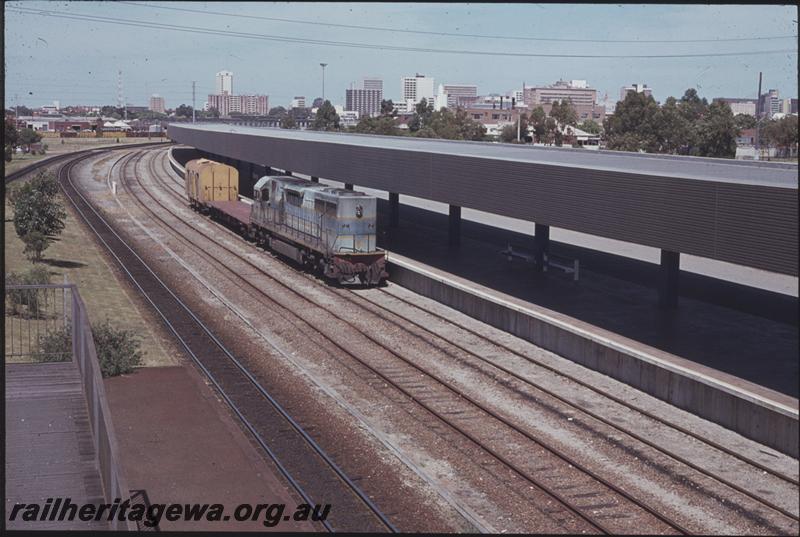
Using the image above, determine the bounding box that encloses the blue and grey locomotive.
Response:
[248,175,387,285]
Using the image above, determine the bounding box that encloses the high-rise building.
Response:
[435,84,478,109]
[345,79,384,117]
[290,96,306,109]
[215,70,233,95]
[346,89,382,118]
[207,93,268,116]
[401,74,435,113]
[759,89,782,118]
[362,77,383,91]
[620,83,653,102]
[149,94,166,114]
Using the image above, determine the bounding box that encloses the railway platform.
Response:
[375,198,799,399]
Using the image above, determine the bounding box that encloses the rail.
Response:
[5,284,135,531]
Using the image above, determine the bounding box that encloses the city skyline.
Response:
[5,2,798,110]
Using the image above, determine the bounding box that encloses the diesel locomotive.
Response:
[184,158,387,285]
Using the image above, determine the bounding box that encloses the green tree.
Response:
[604,91,660,152]
[734,114,757,130]
[22,231,50,262]
[13,105,33,116]
[529,106,547,143]
[380,99,397,117]
[499,124,518,143]
[762,115,799,156]
[174,104,193,118]
[654,97,690,154]
[579,119,602,135]
[550,99,578,126]
[544,117,558,145]
[18,128,42,152]
[5,117,18,161]
[311,100,340,131]
[12,171,67,253]
[268,106,288,118]
[408,98,435,132]
[280,115,297,129]
[696,101,738,158]
[355,116,399,136]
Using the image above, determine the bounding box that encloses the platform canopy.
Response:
[168,123,798,276]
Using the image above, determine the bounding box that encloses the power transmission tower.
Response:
[117,69,128,120]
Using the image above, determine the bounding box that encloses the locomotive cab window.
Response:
[285,190,302,207]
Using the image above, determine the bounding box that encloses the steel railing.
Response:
[5,283,136,530]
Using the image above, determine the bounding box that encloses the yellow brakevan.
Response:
[184,158,239,207]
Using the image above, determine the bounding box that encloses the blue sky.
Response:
[4,2,798,110]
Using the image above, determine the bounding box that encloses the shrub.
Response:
[35,325,72,362]
[5,266,52,318]
[92,319,144,377]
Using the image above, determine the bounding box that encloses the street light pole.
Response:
[320,63,328,102]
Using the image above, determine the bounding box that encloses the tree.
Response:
[529,106,547,143]
[5,117,18,160]
[579,119,602,135]
[311,100,340,131]
[762,115,799,157]
[544,117,558,145]
[12,171,67,257]
[312,97,324,108]
[654,96,690,154]
[408,98,435,132]
[734,114,757,130]
[604,91,660,152]
[12,105,33,116]
[550,99,578,126]
[280,115,297,129]
[354,116,399,136]
[499,124,518,143]
[694,101,738,158]
[18,128,42,152]
[22,231,50,263]
[268,106,288,118]
[380,99,397,117]
[174,104,193,118]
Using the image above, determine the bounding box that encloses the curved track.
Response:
[56,149,397,533]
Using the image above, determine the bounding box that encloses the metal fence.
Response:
[5,283,136,531]
[5,284,74,363]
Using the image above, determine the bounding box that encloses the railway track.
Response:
[156,148,800,511]
[120,147,711,534]
[57,150,397,533]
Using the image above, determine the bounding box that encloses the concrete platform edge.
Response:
[387,255,799,458]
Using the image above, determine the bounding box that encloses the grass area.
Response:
[4,181,177,367]
[4,137,166,177]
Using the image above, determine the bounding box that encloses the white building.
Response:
[401,74,435,113]
[215,70,233,95]
[290,96,306,109]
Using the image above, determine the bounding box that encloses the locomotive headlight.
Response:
[355,205,363,218]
